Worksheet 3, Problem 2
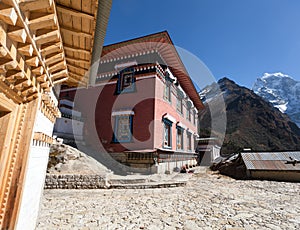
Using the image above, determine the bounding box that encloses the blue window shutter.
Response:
[112,116,119,142]
[116,74,121,94]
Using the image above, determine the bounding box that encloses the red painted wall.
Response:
[72,75,156,153]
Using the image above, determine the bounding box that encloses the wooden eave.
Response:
[55,0,99,86]
[0,0,112,103]
[101,31,205,110]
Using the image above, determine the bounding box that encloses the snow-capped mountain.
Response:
[199,77,300,154]
[253,72,300,127]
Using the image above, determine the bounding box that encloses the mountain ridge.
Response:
[253,72,300,127]
[199,77,300,155]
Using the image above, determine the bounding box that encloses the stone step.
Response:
[109,178,147,184]
[109,181,187,189]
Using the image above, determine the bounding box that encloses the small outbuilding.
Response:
[196,137,221,166]
[241,152,300,182]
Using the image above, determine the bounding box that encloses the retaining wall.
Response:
[44,174,106,189]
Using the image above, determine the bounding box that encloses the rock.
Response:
[184,220,201,230]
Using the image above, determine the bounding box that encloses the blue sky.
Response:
[104,0,300,89]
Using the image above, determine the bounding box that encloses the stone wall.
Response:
[45,174,106,189]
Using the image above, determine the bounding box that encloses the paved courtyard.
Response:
[36,171,300,229]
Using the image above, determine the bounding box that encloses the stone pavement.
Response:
[36,170,300,229]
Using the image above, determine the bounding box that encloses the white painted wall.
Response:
[34,111,54,136]
[15,145,50,230]
[60,99,74,108]
[60,107,81,117]
[211,146,221,161]
[15,105,55,229]
[54,117,84,137]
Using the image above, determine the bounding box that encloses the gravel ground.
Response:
[36,171,300,230]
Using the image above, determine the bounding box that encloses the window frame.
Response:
[176,126,184,150]
[186,100,192,122]
[187,132,192,151]
[163,118,173,149]
[164,72,174,103]
[187,107,191,121]
[164,81,171,102]
[193,110,196,125]
[112,115,133,143]
[116,67,136,94]
[176,89,184,114]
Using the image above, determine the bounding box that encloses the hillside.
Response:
[199,78,300,155]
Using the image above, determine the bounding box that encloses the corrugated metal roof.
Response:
[241,152,300,171]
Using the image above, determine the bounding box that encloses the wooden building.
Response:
[0,0,111,229]
[62,31,205,173]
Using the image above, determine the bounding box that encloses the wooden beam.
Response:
[0,8,18,25]
[0,81,22,103]
[64,45,91,55]
[56,4,95,20]
[6,71,25,80]
[36,74,47,83]
[67,64,86,75]
[28,13,56,30]
[60,26,92,39]
[42,93,50,102]
[14,79,31,91]
[66,61,88,71]
[65,57,90,65]
[48,62,66,73]
[44,86,52,92]
[3,0,54,87]
[21,85,37,95]
[69,72,88,82]
[32,66,44,75]
[53,77,68,84]
[4,60,18,70]
[45,53,63,65]
[25,93,38,102]
[20,86,34,97]
[0,46,8,57]
[35,30,59,45]
[19,0,53,11]
[25,56,39,67]
[0,34,40,95]
[0,73,6,81]
[0,66,6,74]
[18,44,33,56]
[51,69,67,80]
[7,29,27,43]
[67,77,87,87]
[40,43,62,56]
[40,81,50,88]
[7,78,17,84]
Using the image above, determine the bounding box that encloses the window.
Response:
[176,126,184,150]
[193,110,196,125]
[187,132,192,151]
[186,101,192,122]
[164,72,173,102]
[117,67,135,94]
[164,82,171,102]
[113,115,133,143]
[177,98,182,114]
[187,107,191,121]
[177,89,184,114]
[163,118,172,148]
